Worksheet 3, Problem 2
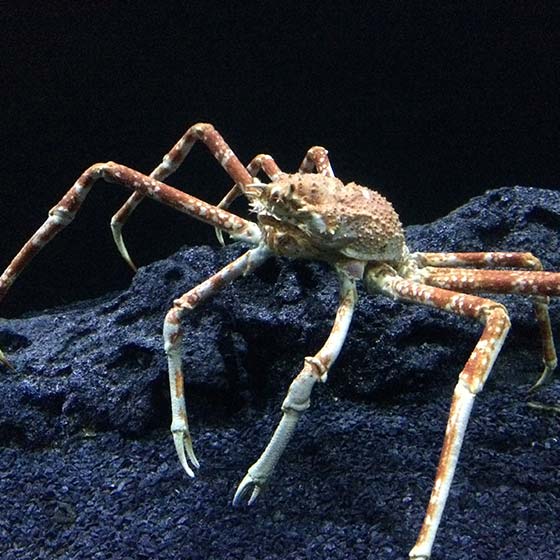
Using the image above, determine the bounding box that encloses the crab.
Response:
[1,123,559,559]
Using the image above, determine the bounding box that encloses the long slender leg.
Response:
[365,265,511,560]
[410,251,543,270]
[407,252,557,389]
[0,162,261,368]
[418,266,560,388]
[215,154,284,246]
[111,123,256,270]
[298,146,334,176]
[163,245,271,477]
[233,269,357,505]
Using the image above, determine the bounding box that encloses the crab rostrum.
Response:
[1,123,559,559]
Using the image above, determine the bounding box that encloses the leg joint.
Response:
[163,309,184,353]
[48,205,75,226]
[304,356,328,378]
[281,369,317,413]
[482,302,511,328]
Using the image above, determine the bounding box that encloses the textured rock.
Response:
[0,186,559,559]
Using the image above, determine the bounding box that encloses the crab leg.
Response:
[218,153,283,210]
[366,264,511,560]
[411,250,545,270]
[298,146,334,176]
[0,162,261,368]
[215,153,284,246]
[163,245,272,476]
[111,123,257,270]
[233,269,357,505]
[409,252,558,389]
[420,266,560,389]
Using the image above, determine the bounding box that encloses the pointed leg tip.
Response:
[172,431,198,478]
[232,488,249,507]
[527,367,560,413]
[0,351,14,371]
[121,252,138,273]
[528,383,540,394]
[529,376,549,394]
[529,363,556,393]
[185,450,200,471]
[179,456,196,478]
[248,486,261,505]
[183,439,200,469]
[112,229,138,272]
[214,228,226,247]
[233,473,262,506]
[232,481,249,506]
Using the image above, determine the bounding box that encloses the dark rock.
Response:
[0,186,559,559]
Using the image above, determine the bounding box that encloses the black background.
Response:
[1,2,559,315]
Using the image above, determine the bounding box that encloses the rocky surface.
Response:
[0,186,559,559]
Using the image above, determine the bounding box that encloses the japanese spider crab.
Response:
[0,123,558,559]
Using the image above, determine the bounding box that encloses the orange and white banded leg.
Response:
[163,245,272,476]
[232,269,357,505]
[366,265,511,560]
[215,153,284,246]
[0,162,261,368]
[410,250,545,270]
[111,123,256,270]
[419,265,560,389]
[298,146,334,176]
[410,251,558,388]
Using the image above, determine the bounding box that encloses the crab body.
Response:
[255,173,406,265]
[1,123,559,560]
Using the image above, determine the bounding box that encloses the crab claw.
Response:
[232,472,264,506]
[172,429,200,478]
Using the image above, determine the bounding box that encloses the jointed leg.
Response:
[410,250,544,270]
[163,245,271,477]
[246,154,283,182]
[0,162,261,367]
[408,251,558,389]
[111,123,256,270]
[417,265,560,389]
[298,146,334,176]
[366,265,511,559]
[215,153,284,246]
[218,153,283,210]
[233,269,357,505]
